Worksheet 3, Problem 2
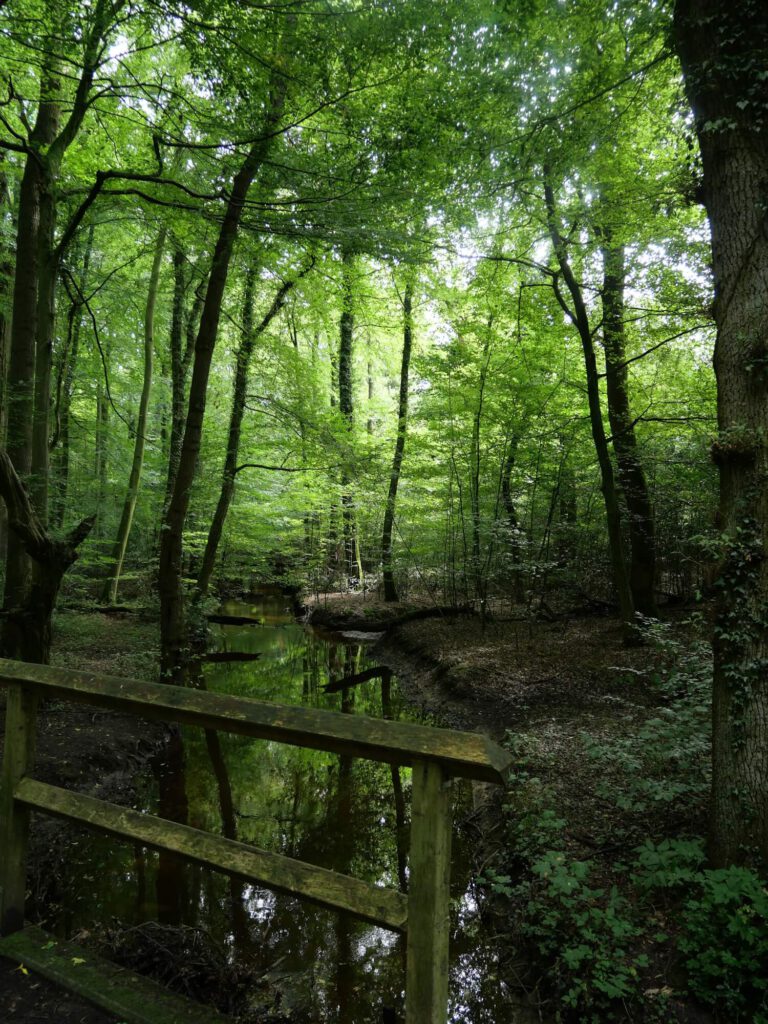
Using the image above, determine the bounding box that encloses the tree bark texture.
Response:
[601,237,658,617]
[2,77,59,610]
[381,277,413,602]
[51,223,95,529]
[2,0,119,630]
[501,435,525,602]
[675,0,768,866]
[470,317,493,610]
[163,245,200,514]
[0,160,13,564]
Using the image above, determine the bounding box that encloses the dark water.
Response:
[41,594,515,1022]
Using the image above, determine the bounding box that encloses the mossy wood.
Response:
[0,923,230,1023]
[15,777,409,930]
[0,657,510,1021]
[0,684,37,935]
[0,658,510,783]
[405,760,453,1024]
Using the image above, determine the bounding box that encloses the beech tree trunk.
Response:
[164,247,201,513]
[94,345,110,538]
[159,70,287,682]
[2,0,120,643]
[197,263,309,597]
[674,0,768,866]
[381,277,413,602]
[601,237,658,617]
[544,179,636,633]
[2,76,59,611]
[51,223,95,529]
[470,317,493,610]
[0,159,12,564]
[338,250,363,587]
[102,228,166,604]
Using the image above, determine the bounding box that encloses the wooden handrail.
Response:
[0,657,511,1023]
[14,778,409,931]
[0,658,511,783]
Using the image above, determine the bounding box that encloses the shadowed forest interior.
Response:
[0,1,767,1022]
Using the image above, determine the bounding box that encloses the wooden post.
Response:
[0,682,38,935]
[405,759,452,1024]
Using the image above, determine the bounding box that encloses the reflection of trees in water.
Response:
[382,673,408,893]
[148,618,415,1020]
[154,727,189,926]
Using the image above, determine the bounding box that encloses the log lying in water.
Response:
[307,603,474,634]
[203,650,263,664]
[323,666,391,694]
[207,612,264,626]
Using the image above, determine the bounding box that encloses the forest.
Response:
[0,0,767,1021]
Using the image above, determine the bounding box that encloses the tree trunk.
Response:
[470,317,493,612]
[2,79,59,611]
[163,246,201,514]
[94,347,110,538]
[30,183,59,528]
[601,236,658,617]
[338,250,362,587]
[0,159,13,564]
[674,0,768,866]
[500,435,525,602]
[159,72,287,682]
[101,228,166,604]
[51,223,95,529]
[381,277,414,602]
[544,178,636,633]
[0,450,94,662]
[3,0,116,612]
[197,264,309,597]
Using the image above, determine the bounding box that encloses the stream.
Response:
[39,593,512,1023]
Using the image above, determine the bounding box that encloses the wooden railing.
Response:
[0,657,510,1024]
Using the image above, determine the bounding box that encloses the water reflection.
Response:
[41,591,513,1022]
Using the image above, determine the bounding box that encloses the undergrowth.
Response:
[481,620,768,1023]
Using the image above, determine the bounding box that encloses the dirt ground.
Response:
[0,611,165,1024]
[0,959,117,1023]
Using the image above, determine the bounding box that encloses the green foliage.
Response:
[582,621,711,814]
[632,837,706,889]
[634,840,768,1022]
[679,867,768,1021]
[481,627,767,1021]
[523,853,647,1018]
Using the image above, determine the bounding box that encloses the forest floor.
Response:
[1,598,714,1023]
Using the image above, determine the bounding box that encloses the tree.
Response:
[674,0,768,866]
[381,274,414,602]
[101,227,166,605]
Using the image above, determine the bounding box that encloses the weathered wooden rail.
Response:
[0,657,510,1023]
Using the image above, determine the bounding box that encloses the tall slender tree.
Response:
[381,275,414,601]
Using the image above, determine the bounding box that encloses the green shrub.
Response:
[680,866,768,1022]
[522,852,647,1019]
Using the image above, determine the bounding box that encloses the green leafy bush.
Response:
[679,866,768,1021]
[582,621,711,814]
[522,852,647,1018]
